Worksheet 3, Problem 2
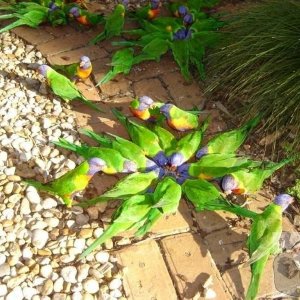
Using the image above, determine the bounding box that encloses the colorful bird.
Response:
[96,48,134,86]
[133,0,161,22]
[80,194,154,258]
[79,128,154,171]
[160,103,199,131]
[38,65,102,112]
[129,96,163,121]
[136,176,182,236]
[90,4,125,44]
[196,115,261,159]
[68,6,104,26]
[222,158,293,195]
[188,153,260,180]
[167,118,209,167]
[0,7,48,33]
[183,178,259,218]
[245,194,294,300]
[112,108,167,164]
[52,56,92,82]
[150,124,176,151]
[54,138,137,174]
[25,158,104,207]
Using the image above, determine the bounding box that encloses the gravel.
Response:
[0,31,124,299]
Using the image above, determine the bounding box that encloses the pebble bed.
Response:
[0,32,125,300]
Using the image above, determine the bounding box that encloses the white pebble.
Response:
[74,239,86,251]
[0,284,8,296]
[110,289,122,298]
[31,229,49,249]
[20,197,31,215]
[22,247,33,260]
[95,251,110,264]
[26,186,41,204]
[42,198,57,209]
[61,266,77,283]
[204,288,217,299]
[4,166,15,175]
[0,254,6,265]
[53,277,64,293]
[0,263,10,277]
[22,287,38,299]
[109,278,122,290]
[72,292,83,300]
[77,264,90,282]
[6,286,23,300]
[83,278,99,294]
[40,265,53,278]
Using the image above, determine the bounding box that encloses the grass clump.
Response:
[205,0,300,149]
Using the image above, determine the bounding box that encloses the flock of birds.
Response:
[0,1,296,300]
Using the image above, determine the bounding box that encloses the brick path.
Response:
[11,20,296,300]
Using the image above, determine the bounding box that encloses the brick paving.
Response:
[10,20,297,300]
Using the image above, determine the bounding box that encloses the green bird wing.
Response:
[188,34,206,79]
[189,154,253,179]
[247,204,282,264]
[52,62,78,79]
[132,37,170,65]
[150,124,176,152]
[170,39,190,81]
[80,194,153,258]
[104,4,125,37]
[97,48,134,85]
[84,10,104,25]
[170,105,199,127]
[47,67,82,101]
[135,177,182,237]
[206,115,261,154]
[93,171,158,200]
[182,178,220,210]
[112,108,162,158]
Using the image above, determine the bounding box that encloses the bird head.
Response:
[150,0,160,10]
[183,13,193,26]
[139,95,154,107]
[48,1,58,11]
[169,152,184,167]
[221,175,238,194]
[79,56,91,69]
[69,7,80,18]
[196,146,208,159]
[38,65,50,77]
[122,160,138,173]
[88,157,106,175]
[160,103,173,118]
[274,194,294,211]
[178,5,188,17]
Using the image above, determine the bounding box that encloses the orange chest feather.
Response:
[130,107,150,120]
[77,15,89,25]
[148,9,160,20]
[76,65,92,80]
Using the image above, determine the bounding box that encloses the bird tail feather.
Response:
[241,114,262,134]
[96,70,114,86]
[54,138,87,157]
[89,32,105,45]
[79,128,112,147]
[79,97,103,112]
[111,108,127,127]
[79,224,120,258]
[24,179,53,193]
[135,209,162,237]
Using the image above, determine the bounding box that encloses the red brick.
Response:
[193,210,238,234]
[160,72,205,109]
[100,77,132,98]
[47,45,108,65]
[133,78,170,101]
[12,26,54,46]
[115,240,177,300]
[205,227,249,270]
[222,258,280,299]
[92,57,111,84]
[161,233,232,300]
[76,79,101,102]
[37,33,91,56]
[44,25,77,37]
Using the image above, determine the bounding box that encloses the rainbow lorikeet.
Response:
[25,158,104,207]
[129,96,163,122]
[68,6,104,26]
[89,4,125,44]
[188,153,260,180]
[80,194,154,258]
[38,65,103,112]
[222,158,293,195]
[183,178,258,218]
[245,194,294,300]
[160,103,199,131]
[79,128,157,171]
[167,118,209,167]
[196,115,261,158]
[135,176,182,236]
[52,56,92,82]
[96,48,134,86]
[54,139,137,174]
[112,108,168,166]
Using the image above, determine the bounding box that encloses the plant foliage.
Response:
[205,0,300,149]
